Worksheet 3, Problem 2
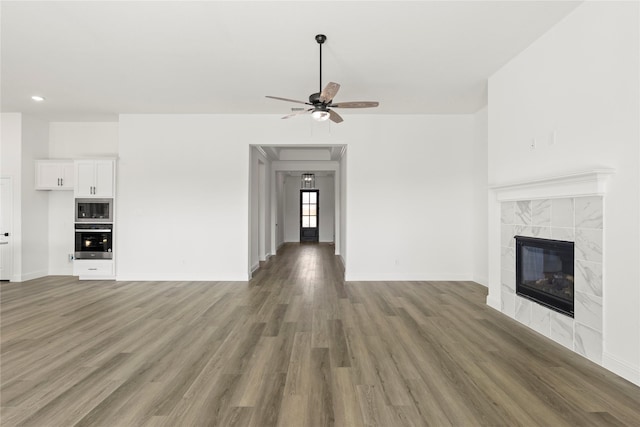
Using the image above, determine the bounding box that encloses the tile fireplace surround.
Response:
[489,170,614,366]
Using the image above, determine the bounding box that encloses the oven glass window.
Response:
[77,202,110,220]
[76,231,112,253]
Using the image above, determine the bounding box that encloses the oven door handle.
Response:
[75,229,112,232]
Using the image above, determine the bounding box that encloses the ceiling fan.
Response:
[266,34,379,123]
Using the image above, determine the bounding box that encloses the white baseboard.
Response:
[603,351,640,386]
[48,267,74,276]
[259,254,271,263]
[12,270,48,282]
[115,275,251,281]
[250,263,259,274]
[486,293,501,312]
[473,275,489,287]
[344,273,473,282]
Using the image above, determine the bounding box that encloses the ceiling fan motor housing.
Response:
[309,93,323,104]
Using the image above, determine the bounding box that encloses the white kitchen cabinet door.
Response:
[35,160,74,190]
[60,163,75,189]
[75,162,96,197]
[75,160,115,197]
[94,161,114,197]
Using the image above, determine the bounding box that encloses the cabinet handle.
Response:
[88,268,98,271]
[57,178,61,186]
[60,178,64,186]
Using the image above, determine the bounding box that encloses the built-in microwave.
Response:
[75,198,113,223]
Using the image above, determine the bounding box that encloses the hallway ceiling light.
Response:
[31,95,45,102]
[301,173,315,188]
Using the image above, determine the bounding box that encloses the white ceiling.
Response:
[1,1,582,122]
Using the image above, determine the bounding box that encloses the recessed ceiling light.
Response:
[31,95,45,102]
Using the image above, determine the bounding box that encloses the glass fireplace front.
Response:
[515,236,574,317]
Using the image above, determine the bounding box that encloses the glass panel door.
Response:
[300,190,319,242]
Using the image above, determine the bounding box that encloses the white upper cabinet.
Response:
[35,160,74,190]
[74,160,115,197]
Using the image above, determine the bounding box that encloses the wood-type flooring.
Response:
[1,243,639,426]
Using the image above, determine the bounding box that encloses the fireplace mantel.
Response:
[490,169,615,201]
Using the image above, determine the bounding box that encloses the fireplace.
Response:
[515,236,574,317]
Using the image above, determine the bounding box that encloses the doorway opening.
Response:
[248,144,346,279]
[300,189,319,242]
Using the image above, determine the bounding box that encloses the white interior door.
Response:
[1,177,13,280]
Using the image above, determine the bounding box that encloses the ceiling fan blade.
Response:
[266,96,311,105]
[319,82,340,103]
[331,101,379,108]
[328,109,343,123]
[282,109,312,119]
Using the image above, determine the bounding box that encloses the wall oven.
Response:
[75,223,113,259]
[75,198,113,223]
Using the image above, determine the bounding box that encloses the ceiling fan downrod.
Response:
[315,34,326,95]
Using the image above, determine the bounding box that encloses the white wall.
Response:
[275,172,285,250]
[117,115,250,281]
[116,113,476,282]
[283,175,335,243]
[317,176,335,243]
[283,176,299,243]
[344,115,476,281]
[48,122,119,275]
[473,106,488,286]
[1,113,23,281]
[21,115,50,280]
[47,191,74,274]
[339,149,347,265]
[49,122,119,158]
[487,1,640,385]
[0,113,50,281]
[249,147,272,273]
[249,148,260,271]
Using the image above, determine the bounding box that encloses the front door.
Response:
[300,190,319,242]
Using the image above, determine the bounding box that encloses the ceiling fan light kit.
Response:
[311,109,330,122]
[266,34,379,124]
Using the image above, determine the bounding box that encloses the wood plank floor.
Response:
[1,243,639,426]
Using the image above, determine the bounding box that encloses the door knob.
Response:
[2,232,8,237]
